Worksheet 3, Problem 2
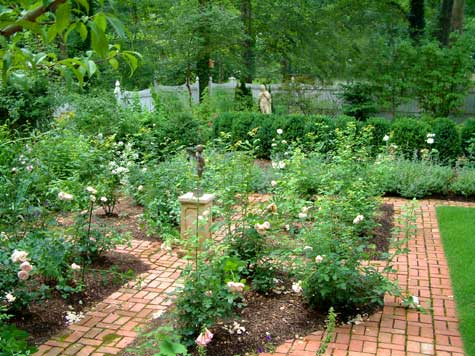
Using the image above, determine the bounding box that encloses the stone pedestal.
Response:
[178,192,215,240]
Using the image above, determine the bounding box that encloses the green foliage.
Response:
[409,40,474,117]
[429,118,461,163]
[451,167,475,197]
[461,119,475,156]
[0,77,54,130]
[212,112,338,158]
[175,252,245,346]
[391,118,431,159]
[340,82,377,121]
[364,117,391,156]
[372,159,454,198]
[0,0,141,86]
[0,312,37,356]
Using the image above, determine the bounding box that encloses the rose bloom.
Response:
[5,292,16,303]
[71,263,81,270]
[20,261,33,272]
[227,281,245,293]
[353,214,364,224]
[292,281,303,294]
[271,180,277,187]
[86,186,97,195]
[58,191,74,201]
[11,250,28,263]
[100,196,108,203]
[196,328,214,346]
[315,255,324,264]
[276,128,283,135]
[17,270,29,280]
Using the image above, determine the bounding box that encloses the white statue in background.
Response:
[258,85,272,114]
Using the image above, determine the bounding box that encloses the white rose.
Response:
[5,292,16,303]
[100,196,108,203]
[271,180,277,187]
[292,281,303,294]
[58,191,74,201]
[71,263,81,270]
[383,135,389,142]
[315,255,324,264]
[353,214,364,224]
[86,186,97,195]
[277,128,283,135]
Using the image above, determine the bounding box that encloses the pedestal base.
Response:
[178,192,215,240]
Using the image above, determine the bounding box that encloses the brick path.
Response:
[262,198,471,356]
[33,240,186,356]
[32,198,470,356]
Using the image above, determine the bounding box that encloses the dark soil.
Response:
[10,198,154,345]
[96,197,159,242]
[367,203,394,260]
[202,289,325,356]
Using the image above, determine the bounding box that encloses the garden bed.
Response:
[9,198,153,345]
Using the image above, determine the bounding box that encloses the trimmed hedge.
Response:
[212,112,469,163]
[212,112,338,158]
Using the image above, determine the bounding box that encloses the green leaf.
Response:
[122,52,139,75]
[158,339,188,355]
[56,2,71,34]
[108,57,119,70]
[90,22,108,58]
[74,0,90,13]
[94,12,107,32]
[106,14,125,38]
[77,22,88,41]
[86,60,97,76]
[47,25,57,43]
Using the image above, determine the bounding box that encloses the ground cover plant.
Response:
[436,207,475,356]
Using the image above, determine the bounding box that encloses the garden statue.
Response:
[258,85,272,114]
[178,143,215,241]
[196,144,205,179]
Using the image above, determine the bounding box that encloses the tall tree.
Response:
[451,0,466,33]
[240,0,254,83]
[437,0,453,45]
[408,0,425,41]
[197,0,211,99]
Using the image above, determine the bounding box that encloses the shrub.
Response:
[372,160,454,198]
[340,82,377,121]
[451,167,475,196]
[429,118,461,163]
[212,112,341,158]
[391,118,430,159]
[461,118,475,156]
[365,117,391,156]
[0,77,54,130]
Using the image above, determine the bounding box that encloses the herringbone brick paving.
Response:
[33,198,471,356]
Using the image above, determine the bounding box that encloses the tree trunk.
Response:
[197,0,210,102]
[241,0,255,83]
[436,0,454,46]
[408,0,425,41]
[451,0,466,33]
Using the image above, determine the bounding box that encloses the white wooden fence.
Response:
[114,77,475,117]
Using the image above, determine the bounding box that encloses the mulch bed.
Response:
[10,198,156,345]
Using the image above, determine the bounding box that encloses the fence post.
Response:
[114,80,121,105]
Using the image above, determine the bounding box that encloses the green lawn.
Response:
[436,206,475,356]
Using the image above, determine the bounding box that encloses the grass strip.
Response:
[436,206,475,356]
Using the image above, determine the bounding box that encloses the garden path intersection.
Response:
[33,198,470,356]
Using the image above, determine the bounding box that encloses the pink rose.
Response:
[195,328,213,346]
[20,261,33,272]
[17,270,29,280]
[227,281,245,293]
